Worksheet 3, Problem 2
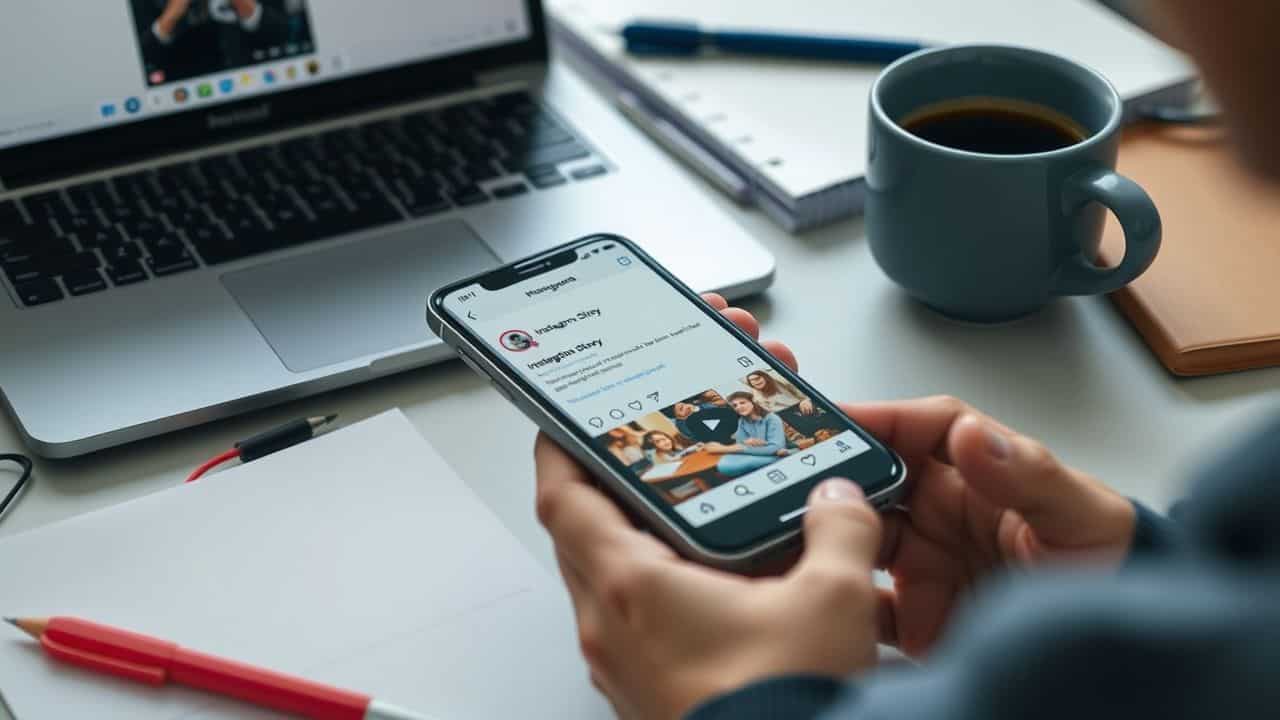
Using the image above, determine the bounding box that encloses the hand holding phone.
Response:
[533,430,886,720]
[428,235,1137,716]
[428,234,906,571]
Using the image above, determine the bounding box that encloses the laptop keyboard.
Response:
[0,91,608,308]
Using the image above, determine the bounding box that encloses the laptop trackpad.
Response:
[222,220,500,373]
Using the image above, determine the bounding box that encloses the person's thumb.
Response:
[796,479,882,581]
[947,414,1131,549]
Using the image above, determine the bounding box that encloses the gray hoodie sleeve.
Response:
[689,412,1280,720]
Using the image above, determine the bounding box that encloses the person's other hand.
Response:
[846,397,1137,658]
[743,438,767,447]
[799,398,816,415]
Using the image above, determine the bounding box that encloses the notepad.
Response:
[1100,124,1280,376]
[0,410,606,719]
[550,0,1195,231]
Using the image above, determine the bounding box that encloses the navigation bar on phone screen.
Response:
[674,430,872,528]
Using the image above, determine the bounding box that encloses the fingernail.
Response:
[817,478,864,503]
[985,424,1011,461]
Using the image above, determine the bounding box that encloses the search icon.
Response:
[733,484,754,497]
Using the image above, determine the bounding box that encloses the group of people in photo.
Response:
[595,369,845,504]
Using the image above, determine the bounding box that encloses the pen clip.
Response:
[42,634,167,685]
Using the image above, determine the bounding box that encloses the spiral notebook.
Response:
[549,0,1195,232]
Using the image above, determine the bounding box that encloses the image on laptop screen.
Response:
[0,1,532,151]
[129,0,319,87]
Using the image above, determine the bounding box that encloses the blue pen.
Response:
[621,19,927,64]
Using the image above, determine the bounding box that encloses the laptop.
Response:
[0,1,775,458]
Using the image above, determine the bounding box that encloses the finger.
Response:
[556,550,594,613]
[946,414,1131,548]
[876,508,908,570]
[556,550,604,641]
[556,550,611,686]
[761,340,799,372]
[839,396,1011,469]
[720,307,760,339]
[534,434,660,578]
[795,479,883,581]
[881,520,966,658]
[702,292,729,311]
[877,586,900,649]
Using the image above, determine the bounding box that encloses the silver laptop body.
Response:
[0,1,774,457]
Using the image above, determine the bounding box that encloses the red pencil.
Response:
[5,616,430,720]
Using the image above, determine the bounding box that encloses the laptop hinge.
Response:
[475,62,547,91]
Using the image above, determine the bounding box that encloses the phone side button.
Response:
[489,379,516,403]
[492,382,545,427]
[457,350,488,377]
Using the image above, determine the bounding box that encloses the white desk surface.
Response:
[2,57,1279,720]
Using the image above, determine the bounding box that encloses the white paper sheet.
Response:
[0,410,606,720]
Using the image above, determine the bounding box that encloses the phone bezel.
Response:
[428,234,905,565]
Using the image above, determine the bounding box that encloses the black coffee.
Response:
[901,99,1088,155]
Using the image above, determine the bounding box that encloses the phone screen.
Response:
[438,237,900,549]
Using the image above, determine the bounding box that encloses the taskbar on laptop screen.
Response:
[0,1,531,152]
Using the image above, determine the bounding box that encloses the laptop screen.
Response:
[0,1,532,152]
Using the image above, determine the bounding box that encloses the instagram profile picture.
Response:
[499,330,538,352]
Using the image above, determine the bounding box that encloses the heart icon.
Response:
[801,455,816,466]
[628,401,643,411]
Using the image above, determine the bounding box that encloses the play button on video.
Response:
[681,407,738,444]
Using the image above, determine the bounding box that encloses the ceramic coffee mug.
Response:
[866,45,1161,322]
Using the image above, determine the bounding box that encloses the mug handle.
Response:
[1052,168,1162,296]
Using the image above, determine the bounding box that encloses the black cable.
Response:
[0,454,33,521]
[235,414,338,463]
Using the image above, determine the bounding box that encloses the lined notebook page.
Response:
[549,0,1193,202]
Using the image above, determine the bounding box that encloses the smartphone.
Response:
[428,234,906,572]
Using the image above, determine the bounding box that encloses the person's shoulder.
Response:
[903,568,1280,719]
[846,569,1280,720]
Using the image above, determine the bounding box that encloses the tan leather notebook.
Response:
[1099,124,1280,376]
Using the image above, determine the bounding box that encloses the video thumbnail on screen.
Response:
[128,0,316,86]
[594,369,849,505]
